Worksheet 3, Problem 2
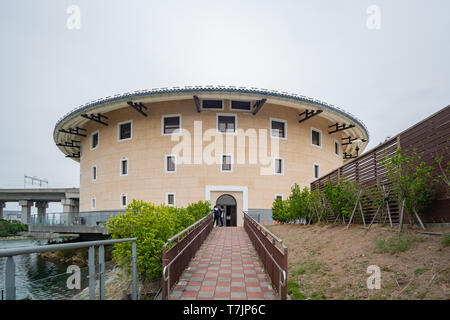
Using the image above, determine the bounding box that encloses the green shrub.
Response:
[323,179,359,218]
[272,197,289,223]
[0,219,28,237]
[106,200,210,280]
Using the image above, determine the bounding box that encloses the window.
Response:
[166,193,176,206]
[217,114,236,133]
[162,115,181,135]
[165,155,176,173]
[91,131,99,150]
[275,194,283,200]
[314,163,320,179]
[91,198,96,210]
[118,121,132,141]
[221,154,233,172]
[271,119,287,139]
[231,100,251,111]
[311,128,322,147]
[202,99,223,109]
[92,165,97,181]
[334,140,340,156]
[120,158,128,176]
[120,194,127,208]
[274,158,284,175]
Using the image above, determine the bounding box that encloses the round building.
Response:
[54,86,369,227]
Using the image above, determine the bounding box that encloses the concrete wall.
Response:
[79,99,344,216]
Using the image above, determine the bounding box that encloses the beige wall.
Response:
[79,99,343,213]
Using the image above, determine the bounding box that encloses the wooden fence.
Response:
[311,105,450,224]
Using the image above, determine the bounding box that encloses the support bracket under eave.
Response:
[58,127,87,137]
[66,152,80,159]
[298,109,323,123]
[343,151,358,159]
[193,95,201,113]
[328,123,355,134]
[56,140,81,149]
[81,113,109,126]
[252,99,267,115]
[341,136,367,146]
[127,101,148,117]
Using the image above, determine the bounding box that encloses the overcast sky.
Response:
[0,0,449,211]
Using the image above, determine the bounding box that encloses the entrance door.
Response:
[216,194,237,227]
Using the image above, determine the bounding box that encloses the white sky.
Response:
[0,0,449,211]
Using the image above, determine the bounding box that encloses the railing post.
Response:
[98,245,105,300]
[88,246,96,300]
[282,247,288,300]
[5,256,16,300]
[162,247,168,300]
[132,241,137,300]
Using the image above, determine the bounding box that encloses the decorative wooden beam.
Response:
[127,101,148,117]
[81,113,109,126]
[341,136,367,146]
[66,152,80,159]
[58,127,87,137]
[328,123,355,134]
[298,109,323,123]
[193,95,201,113]
[343,152,358,159]
[252,99,267,115]
[56,140,81,149]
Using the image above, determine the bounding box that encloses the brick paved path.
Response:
[169,226,277,300]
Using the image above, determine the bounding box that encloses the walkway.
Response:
[169,227,277,300]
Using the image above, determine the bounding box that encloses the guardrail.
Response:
[0,238,137,300]
[29,212,84,226]
[243,211,288,300]
[162,213,213,300]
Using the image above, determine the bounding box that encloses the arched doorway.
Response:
[216,194,237,227]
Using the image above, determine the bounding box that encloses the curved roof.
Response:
[54,85,369,161]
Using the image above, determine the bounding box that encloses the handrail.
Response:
[243,211,287,249]
[0,238,136,257]
[161,213,214,299]
[243,212,288,300]
[1,238,138,301]
[163,213,212,249]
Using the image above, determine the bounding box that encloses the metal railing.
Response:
[0,238,137,300]
[29,212,84,226]
[162,213,213,300]
[243,211,288,300]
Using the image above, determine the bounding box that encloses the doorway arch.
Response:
[216,194,237,227]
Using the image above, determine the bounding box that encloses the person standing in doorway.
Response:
[213,205,221,227]
[219,206,225,227]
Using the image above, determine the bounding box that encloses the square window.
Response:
[202,100,223,109]
[271,120,286,139]
[217,115,236,133]
[275,195,283,200]
[231,100,251,110]
[166,155,176,173]
[163,115,181,135]
[275,158,284,175]
[221,154,232,172]
[91,132,99,149]
[311,129,321,147]
[121,195,127,207]
[167,193,175,205]
[118,122,132,141]
[314,164,320,179]
[120,159,128,176]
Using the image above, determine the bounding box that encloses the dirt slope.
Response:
[268,223,450,300]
